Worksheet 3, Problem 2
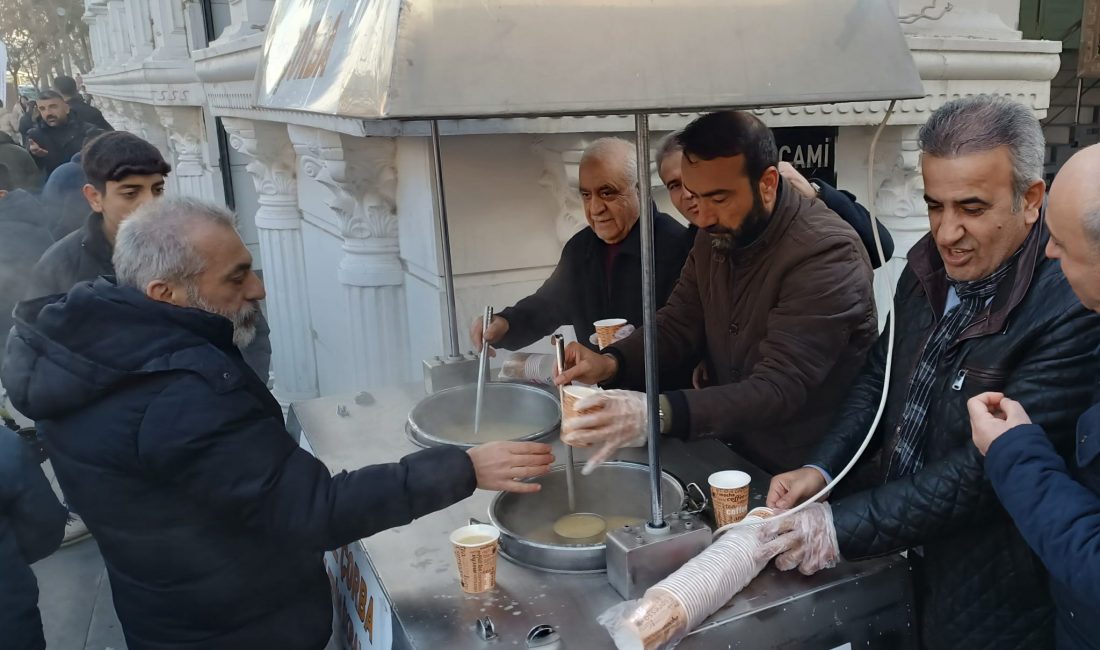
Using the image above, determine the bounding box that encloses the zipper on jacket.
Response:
[951,369,967,391]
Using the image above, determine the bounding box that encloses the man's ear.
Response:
[82,183,104,213]
[759,165,780,207]
[1023,179,1045,226]
[145,280,187,307]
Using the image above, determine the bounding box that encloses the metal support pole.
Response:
[1076,77,1084,126]
[430,120,463,359]
[635,113,665,530]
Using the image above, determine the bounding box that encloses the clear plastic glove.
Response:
[587,323,636,347]
[753,503,840,576]
[560,389,647,475]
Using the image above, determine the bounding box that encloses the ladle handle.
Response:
[473,307,494,435]
[551,335,577,512]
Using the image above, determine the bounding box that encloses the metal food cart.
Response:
[259,0,926,647]
[288,387,915,650]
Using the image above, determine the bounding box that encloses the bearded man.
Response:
[1,197,553,650]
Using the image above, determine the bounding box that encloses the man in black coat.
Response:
[0,424,68,650]
[53,75,113,132]
[1,197,554,650]
[471,137,692,357]
[25,91,104,177]
[761,95,1100,649]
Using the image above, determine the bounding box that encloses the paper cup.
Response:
[449,524,501,594]
[594,318,628,349]
[709,470,751,527]
[561,385,599,420]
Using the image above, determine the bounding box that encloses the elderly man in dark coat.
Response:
[2,197,554,650]
[471,137,692,356]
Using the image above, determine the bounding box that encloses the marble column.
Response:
[288,125,410,390]
[213,0,276,44]
[106,0,130,66]
[124,0,154,61]
[223,118,320,410]
[148,0,191,61]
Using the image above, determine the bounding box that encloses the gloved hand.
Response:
[753,503,840,576]
[587,324,636,347]
[560,389,647,475]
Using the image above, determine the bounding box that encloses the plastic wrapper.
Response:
[599,517,780,650]
[497,352,554,385]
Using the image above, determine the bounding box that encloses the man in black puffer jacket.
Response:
[760,96,1100,649]
[1,197,554,650]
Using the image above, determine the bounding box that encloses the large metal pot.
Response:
[406,382,559,449]
[488,461,686,574]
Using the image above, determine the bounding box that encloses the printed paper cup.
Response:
[708,470,751,527]
[449,524,501,594]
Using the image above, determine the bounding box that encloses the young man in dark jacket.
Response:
[25,91,104,177]
[471,137,692,356]
[968,143,1100,650]
[761,95,1100,649]
[558,112,878,474]
[1,197,554,650]
[0,424,68,650]
[53,75,112,132]
[26,131,272,383]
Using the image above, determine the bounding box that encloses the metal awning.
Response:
[255,0,924,120]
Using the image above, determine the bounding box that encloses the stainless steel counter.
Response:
[289,385,916,650]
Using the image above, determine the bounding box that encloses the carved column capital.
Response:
[532,135,592,246]
[287,126,397,244]
[223,118,300,229]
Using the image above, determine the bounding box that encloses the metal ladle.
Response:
[473,306,494,436]
[551,334,577,512]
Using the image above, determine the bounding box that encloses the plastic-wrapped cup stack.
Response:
[601,508,775,650]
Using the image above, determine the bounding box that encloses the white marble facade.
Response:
[81,0,1060,405]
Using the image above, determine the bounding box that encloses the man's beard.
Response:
[708,186,771,252]
[185,284,260,348]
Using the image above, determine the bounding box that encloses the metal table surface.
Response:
[289,385,915,650]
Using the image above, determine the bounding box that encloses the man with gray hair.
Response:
[1,197,554,649]
[762,95,1100,648]
[471,136,692,360]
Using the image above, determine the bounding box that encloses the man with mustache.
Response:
[1,197,554,650]
[759,95,1100,649]
[24,91,104,177]
[557,111,878,474]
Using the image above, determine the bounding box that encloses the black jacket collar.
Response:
[79,212,115,271]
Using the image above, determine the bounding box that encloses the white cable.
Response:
[712,99,900,537]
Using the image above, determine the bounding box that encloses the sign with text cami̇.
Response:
[773,126,838,187]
